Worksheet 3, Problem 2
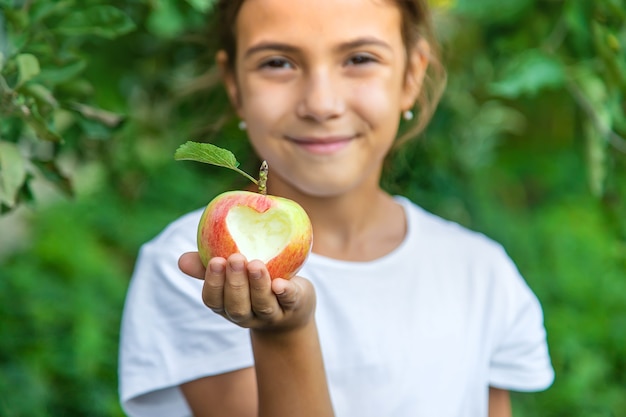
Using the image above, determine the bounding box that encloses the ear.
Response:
[216,50,243,117]
[400,38,430,112]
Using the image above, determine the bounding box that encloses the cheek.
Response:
[240,82,294,128]
[241,90,288,160]
[351,79,402,130]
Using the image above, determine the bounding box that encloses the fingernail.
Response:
[209,263,224,274]
[230,260,244,272]
[249,270,262,280]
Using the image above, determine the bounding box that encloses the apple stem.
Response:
[258,160,269,195]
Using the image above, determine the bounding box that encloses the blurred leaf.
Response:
[455,0,532,23]
[29,0,76,25]
[0,140,27,208]
[16,53,40,87]
[490,49,566,98]
[34,60,87,86]
[23,106,63,143]
[0,6,29,52]
[147,0,186,38]
[9,36,29,56]
[30,160,73,197]
[76,116,113,141]
[23,83,59,108]
[54,6,136,39]
[564,0,593,52]
[476,100,526,135]
[186,0,213,13]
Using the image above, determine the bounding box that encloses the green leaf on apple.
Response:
[174,141,258,185]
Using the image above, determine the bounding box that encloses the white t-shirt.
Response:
[119,196,554,417]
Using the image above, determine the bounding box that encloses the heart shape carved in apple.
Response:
[226,205,292,263]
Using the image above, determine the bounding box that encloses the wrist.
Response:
[251,312,317,340]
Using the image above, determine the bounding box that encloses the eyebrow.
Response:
[243,37,393,59]
[244,42,299,58]
[337,37,393,53]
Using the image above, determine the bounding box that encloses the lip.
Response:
[286,135,355,155]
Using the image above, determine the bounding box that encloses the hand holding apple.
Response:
[178,251,318,330]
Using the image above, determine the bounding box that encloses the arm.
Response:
[252,318,331,417]
[181,368,258,417]
[488,387,511,417]
[181,321,330,417]
[178,252,334,417]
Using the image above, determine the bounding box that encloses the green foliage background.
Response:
[1,0,625,416]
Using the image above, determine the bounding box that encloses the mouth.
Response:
[286,135,355,155]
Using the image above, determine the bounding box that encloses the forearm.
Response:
[251,319,334,417]
[488,387,512,417]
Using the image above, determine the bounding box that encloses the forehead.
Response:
[235,0,403,50]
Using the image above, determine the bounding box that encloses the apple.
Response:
[197,190,313,279]
[173,143,312,278]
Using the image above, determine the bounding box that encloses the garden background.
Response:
[1,0,625,416]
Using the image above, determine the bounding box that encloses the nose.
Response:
[296,70,345,122]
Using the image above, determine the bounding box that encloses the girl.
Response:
[119,0,554,416]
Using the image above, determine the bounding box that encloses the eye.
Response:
[346,54,377,66]
[259,57,294,70]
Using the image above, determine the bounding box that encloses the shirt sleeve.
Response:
[488,247,555,392]
[118,211,253,417]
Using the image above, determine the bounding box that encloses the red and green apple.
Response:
[175,141,313,279]
[197,190,313,279]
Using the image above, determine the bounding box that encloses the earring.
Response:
[403,110,414,121]
[238,120,247,130]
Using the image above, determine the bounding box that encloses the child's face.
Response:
[221,0,426,198]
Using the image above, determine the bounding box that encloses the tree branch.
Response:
[566,81,626,154]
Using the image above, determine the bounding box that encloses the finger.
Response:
[271,277,303,311]
[178,252,206,279]
[202,257,227,314]
[247,260,279,321]
[223,253,253,323]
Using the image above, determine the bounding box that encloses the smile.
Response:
[286,135,355,155]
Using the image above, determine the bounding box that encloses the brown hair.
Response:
[210,0,446,144]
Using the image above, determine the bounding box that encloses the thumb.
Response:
[178,252,206,279]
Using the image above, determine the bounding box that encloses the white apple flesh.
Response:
[197,190,313,279]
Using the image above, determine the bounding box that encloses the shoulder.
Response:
[400,198,554,386]
[143,207,205,253]
[397,196,509,262]
[125,207,205,287]
[126,206,206,314]
[396,196,535,312]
